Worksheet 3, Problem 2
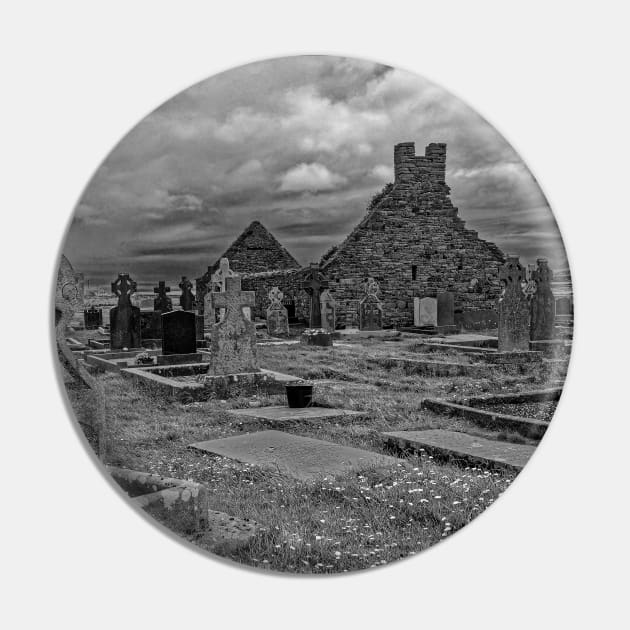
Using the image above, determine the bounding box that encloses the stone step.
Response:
[190,430,401,481]
[382,429,535,472]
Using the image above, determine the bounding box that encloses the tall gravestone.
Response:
[301,263,328,328]
[204,258,251,332]
[110,273,141,350]
[209,275,257,374]
[162,310,197,355]
[179,276,196,311]
[83,307,103,330]
[530,257,555,340]
[555,297,572,316]
[266,286,289,337]
[359,278,383,330]
[436,292,454,327]
[320,289,336,331]
[415,296,437,326]
[497,255,530,352]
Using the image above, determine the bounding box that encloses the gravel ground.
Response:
[471,401,558,421]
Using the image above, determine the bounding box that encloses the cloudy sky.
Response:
[64,55,568,288]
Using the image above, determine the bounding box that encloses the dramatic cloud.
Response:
[63,55,568,287]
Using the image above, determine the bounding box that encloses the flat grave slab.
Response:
[190,430,400,481]
[257,339,300,346]
[382,429,535,471]
[426,333,498,347]
[226,405,362,426]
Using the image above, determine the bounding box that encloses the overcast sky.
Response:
[64,55,568,288]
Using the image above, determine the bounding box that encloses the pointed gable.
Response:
[215,220,300,274]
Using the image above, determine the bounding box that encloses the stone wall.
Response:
[241,268,310,321]
[320,142,505,328]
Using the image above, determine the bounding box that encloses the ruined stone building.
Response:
[196,142,506,327]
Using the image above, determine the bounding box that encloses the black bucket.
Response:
[285,383,313,408]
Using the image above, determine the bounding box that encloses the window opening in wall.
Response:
[412,265,418,280]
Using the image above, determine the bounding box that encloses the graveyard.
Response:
[55,140,573,573]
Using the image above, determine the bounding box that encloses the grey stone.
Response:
[497,255,530,352]
[208,275,257,374]
[414,297,437,326]
[436,292,454,326]
[320,289,336,331]
[190,430,400,481]
[359,277,383,330]
[226,405,362,426]
[266,286,289,336]
[300,264,329,328]
[530,258,555,340]
[382,429,535,471]
[179,276,196,311]
[109,273,141,350]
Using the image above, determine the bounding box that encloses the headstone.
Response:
[497,255,530,352]
[55,255,84,334]
[109,273,141,350]
[415,296,437,326]
[162,310,197,355]
[153,281,172,312]
[436,292,454,326]
[190,430,400,482]
[555,296,572,316]
[208,275,257,374]
[266,286,289,337]
[300,263,328,328]
[320,289,336,331]
[530,258,555,340]
[83,307,103,330]
[179,276,195,311]
[359,277,383,331]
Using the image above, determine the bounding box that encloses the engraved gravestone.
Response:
[83,306,103,330]
[179,276,195,311]
[301,264,328,328]
[530,257,555,340]
[436,292,454,327]
[320,289,336,331]
[266,286,289,337]
[359,277,383,331]
[497,254,530,352]
[162,310,197,355]
[415,296,437,326]
[109,273,141,350]
[205,258,250,331]
[209,275,257,374]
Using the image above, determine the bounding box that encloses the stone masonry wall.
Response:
[321,142,505,328]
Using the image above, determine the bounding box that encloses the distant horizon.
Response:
[64,56,569,286]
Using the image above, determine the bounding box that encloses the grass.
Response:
[66,333,562,573]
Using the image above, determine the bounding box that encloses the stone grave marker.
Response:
[497,255,530,352]
[205,258,251,330]
[320,289,336,331]
[359,277,383,331]
[190,430,400,482]
[109,273,141,350]
[301,263,328,328]
[414,296,437,326]
[83,306,103,330]
[208,275,257,374]
[153,280,172,312]
[530,258,555,340]
[555,297,572,316]
[436,292,454,326]
[179,276,196,311]
[382,429,535,472]
[162,310,197,355]
[266,286,289,337]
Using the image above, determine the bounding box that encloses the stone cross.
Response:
[359,277,383,331]
[266,286,289,337]
[208,275,257,374]
[110,272,141,349]
[153,280,172,312]
[111,273,137,308]
[530,257,555,340]
[211,257,237,292]
[179,276,195,311]
[320,289,336,332]
[300,263,329,328]
[497,254,530,352]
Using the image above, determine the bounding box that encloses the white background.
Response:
[1,1,629,628]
